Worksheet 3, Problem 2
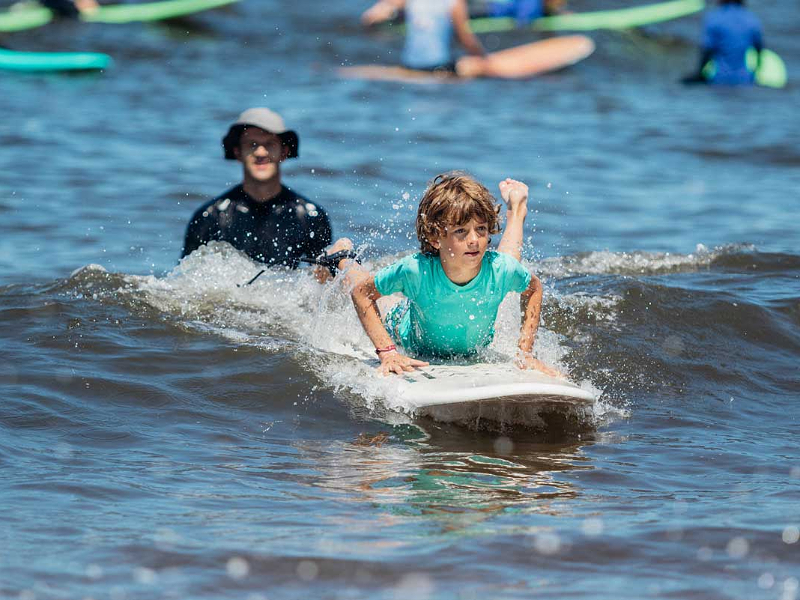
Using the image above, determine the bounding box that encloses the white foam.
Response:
[121,243,624,424]
[536,243,753,278]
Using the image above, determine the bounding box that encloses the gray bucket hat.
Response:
[222,107,299,160]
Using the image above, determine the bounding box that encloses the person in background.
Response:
[38,0,99,18]
[399,0,487,74]
[685,0,763,85]
[182,108,351,280]
[363,0,546,78]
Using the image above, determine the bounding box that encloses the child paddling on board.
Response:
[334,172,559,377]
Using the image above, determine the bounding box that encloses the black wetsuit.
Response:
[38,0,80,17]
[182,184,332,268]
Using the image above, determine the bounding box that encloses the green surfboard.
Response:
[387,0,704,34]
[0,0,238,32]
[474,0,705,32]
[702,48,787,89]
[0,4,52,32]
[82,0,238,24]
[0,47,112,71]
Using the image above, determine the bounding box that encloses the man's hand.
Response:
[328,237,354,254]
[315,238,355,283]
[498,178,529,214]
[378,350,429,376]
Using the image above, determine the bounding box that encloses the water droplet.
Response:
[783,526,799,544]
[133,567,157,585]
[759,573,775,589]
[493,436,513,454]
[726,537,749,559]
[297,560,319,581]
[582,518,604,537]
[227,557,250,580]
[534,532,561,555]
[394,573,434,598]
[86,564,103,580]
[696,547,713,561]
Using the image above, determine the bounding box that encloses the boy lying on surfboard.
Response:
[332,172,559,377]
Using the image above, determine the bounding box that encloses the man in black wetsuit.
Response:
[182,108,349,276]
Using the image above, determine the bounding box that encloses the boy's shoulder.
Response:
[389,251,436,269]
[376,252,431,281]
[486,250,530,279]
[486,249,521,267]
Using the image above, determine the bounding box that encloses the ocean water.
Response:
[1,0,799,598]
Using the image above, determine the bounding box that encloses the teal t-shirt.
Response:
[374,250,532,357]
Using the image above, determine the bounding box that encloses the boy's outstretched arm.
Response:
[347,271,429,376]
[516,273,563,378]
[496,178,529,262]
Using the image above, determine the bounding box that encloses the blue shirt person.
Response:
[686,0,763,85]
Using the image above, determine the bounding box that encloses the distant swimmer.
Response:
[182,108,351,280]
[38,0,99,18]
[333,172,559,377]
[683,0,763,85]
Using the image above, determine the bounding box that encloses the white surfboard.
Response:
[392,362,596,429]
[397,363,595,408]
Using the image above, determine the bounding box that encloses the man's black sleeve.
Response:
[304,206,333,259]
[181,208,216,259]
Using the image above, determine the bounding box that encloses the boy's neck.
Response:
[440,257,482,285]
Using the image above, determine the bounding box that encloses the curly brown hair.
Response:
[415,172,501,255]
